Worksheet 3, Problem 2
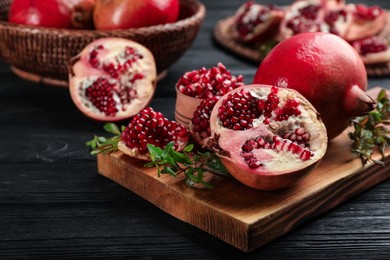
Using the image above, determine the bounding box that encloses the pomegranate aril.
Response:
[218,89,261,130]
[176,63,244,99]
[299,4,321,20]
[354,4,383,21]
[121,107,189,155]
[247,159,262,169]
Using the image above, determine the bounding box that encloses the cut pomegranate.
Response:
[175,63,244,129]
[279,0,351,41]
[254,32,374,140]
[343,3,388,41]
[209,85,328,190]
[69,37,157,122]
[233,1,284,44]
[118,107,189,161]
[351,35,390,64]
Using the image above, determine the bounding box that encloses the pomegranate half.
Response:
[209,84,328,190]
[69,37,157,122]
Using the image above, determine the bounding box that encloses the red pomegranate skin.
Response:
[8,0,71,28]
[8,0,95,29]
[93,0,180,30]
[253,32,372,140]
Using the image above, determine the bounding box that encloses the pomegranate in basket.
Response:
[8,0,95,29]
[93,0,180,30]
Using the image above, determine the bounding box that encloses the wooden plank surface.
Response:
[97,125,390,252]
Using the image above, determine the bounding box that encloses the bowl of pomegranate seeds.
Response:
[174,63,245,128]
[0,0,205,87]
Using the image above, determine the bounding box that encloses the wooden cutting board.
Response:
[97,90,390,252]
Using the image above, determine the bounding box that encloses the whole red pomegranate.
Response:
[93,0,180,30]
[68,37,157,122]
[208,85,328,190]
[118,107,189,161]
[8,0,95,29]
[253,32,374,140]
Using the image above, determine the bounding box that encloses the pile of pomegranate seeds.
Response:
[191,97,220,140]
[176,63,244,99]
[121,107,189,154]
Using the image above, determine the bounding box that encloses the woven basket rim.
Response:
[0,0,205,35]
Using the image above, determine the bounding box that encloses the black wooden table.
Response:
[1,0,390,259]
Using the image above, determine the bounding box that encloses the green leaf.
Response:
[103,123,121,135]
[183,144,194,152]
[349,88,390,166]
[171,150,192,164]
[147,144,164,161]
[144,161,156,168]
[161,166,177,177]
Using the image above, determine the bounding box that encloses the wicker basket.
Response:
[0,0,205,87]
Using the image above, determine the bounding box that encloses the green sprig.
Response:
[144,141,229,188]
[86,123,123,154]
[348,89,390,166]
[87,124,229,188]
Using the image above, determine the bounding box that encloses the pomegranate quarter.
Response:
[118,107,189,161]
[209,85,328,190]
[68,38,157,122]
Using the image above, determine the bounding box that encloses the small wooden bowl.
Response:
[0,0,205,87]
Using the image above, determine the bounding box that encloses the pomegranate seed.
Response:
[121,107,189,155]
[354,4,383,21]
[176,63,244,99]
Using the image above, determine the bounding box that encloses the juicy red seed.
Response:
[176,63,244,99]
[85,78,119,116]
[89,45,143,79]
[324,9,347,26]
[247,159,262,169]
[354,4,383,20]
[275,98,301,121]
[191,97,219,139]
[298,4,321,20]
[240,132,314,168]
[218,89,261,130]
[300,150,313,160]
[121,107,189,154]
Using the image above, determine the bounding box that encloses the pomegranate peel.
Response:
[68,37,157,122]
[209,84,328,190]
